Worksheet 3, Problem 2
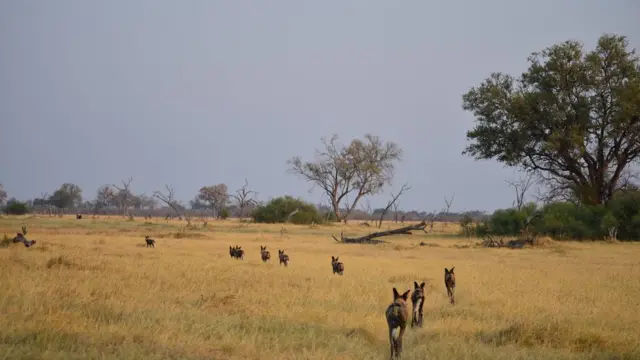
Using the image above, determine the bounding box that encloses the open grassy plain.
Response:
[1,215,639,360]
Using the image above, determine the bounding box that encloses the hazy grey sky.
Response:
[1,1,638,213]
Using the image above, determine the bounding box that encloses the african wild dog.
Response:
[76,214,83,219]
[229,246,244,260]
[411,281,426,328]
[260,246,271,263]
[385,287,410,360]
[278,249,289,267]
[12,232,36,248]
[445,267,456,304]
[145,236,156,248]
[12,233,25,244]
[331,256,344,275]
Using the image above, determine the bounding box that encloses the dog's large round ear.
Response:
[392,287,400,299]
[420,282,426,289]
[401,290,411,300]
[414,281,419,288]
[450,267,455,273]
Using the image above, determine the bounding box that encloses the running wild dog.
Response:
[385,287,410,360]
[278,249,289,266]
[445,267,456,304]
[145,236,156,248]
[411,281,426,328]
[331,256,344,275]
[260,246,271,263]
[229,246,244,260]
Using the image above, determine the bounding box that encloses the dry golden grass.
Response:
[1,215,639,359]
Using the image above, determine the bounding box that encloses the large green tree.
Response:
[50,183,83,209]
[462,34,640,205]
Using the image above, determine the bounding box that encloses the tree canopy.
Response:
[462,34,640,205]
[197,184,229,218]
[288,134,402,222]
[50,183,83,209]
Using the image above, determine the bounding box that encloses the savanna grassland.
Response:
[1,215,639,360]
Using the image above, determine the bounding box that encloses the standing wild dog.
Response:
[331,256,344,275]
[145,236,156,248]
[385,287,410,360]
[445,267,456,304]
[260,246,271,263]
[278,249,289,267]
[411,281,426,328]
[234,246,244,260]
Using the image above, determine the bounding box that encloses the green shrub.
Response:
[252,196,323,225]
[608,190,640,240]
[4,199,29,215]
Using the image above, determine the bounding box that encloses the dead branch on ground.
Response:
[332,220,428,244]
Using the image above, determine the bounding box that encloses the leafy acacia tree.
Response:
[288,134,402,223]
[462,34,640,205]
[50,183,83,209]
[197,184,229,219]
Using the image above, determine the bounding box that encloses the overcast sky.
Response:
[1,0,638,213]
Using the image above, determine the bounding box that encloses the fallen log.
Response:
[332,220,429,244]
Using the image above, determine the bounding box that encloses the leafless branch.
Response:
[112,177,133,217]
[229,178,258,218]
[506,172,535,210]
[153,184,183,220]
[377,182,411,228]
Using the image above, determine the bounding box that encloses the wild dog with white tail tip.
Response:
[385,287,410,359]
[411,281,425,328]
[445,267,456,304]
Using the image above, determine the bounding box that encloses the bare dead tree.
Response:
[230,178,258,218]
[377,183,411,228]
[443,193,454,215]
[440,193,455,231]
[506,172,535,210]
[153,185,183,220]
[112,177,133,218]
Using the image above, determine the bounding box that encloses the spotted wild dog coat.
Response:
[278,249,289,266]
[445,267,456,304]
[331,256,344,275]
[411,281,425,327]
[260,246,271,263]
[385,287,410,360]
